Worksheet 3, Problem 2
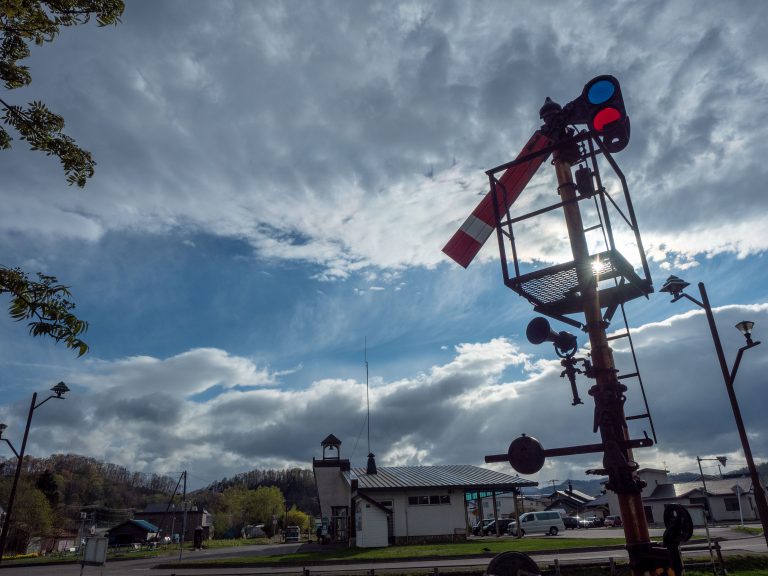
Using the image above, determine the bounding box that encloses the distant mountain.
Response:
[521,477,607,498]
[668,472,701,483]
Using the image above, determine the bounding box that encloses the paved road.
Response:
[0,543,303,576]
[477,525,731,539]
[0,527,764,576]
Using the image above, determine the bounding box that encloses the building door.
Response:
[378,500,394,544]
[330,506,348,542]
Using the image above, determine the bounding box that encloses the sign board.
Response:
[82,537,108,566]
[465,491,506,501]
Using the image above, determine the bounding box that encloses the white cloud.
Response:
[2,302,763,488]
[4,2,767,281]
[76,348,276,398]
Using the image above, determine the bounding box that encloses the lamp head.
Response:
[716,456,727,467]
[526,317,578,358]
[660,275,690,301]
[50,381,70,398]
[735,321,755,345]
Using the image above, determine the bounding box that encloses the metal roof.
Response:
[646,477,753,500]
[345,465,536,491]
[585,492,610,507]
[552,489,594,503]
[141,503,203,513]
[321,434,342,447]
[128,518,159,532]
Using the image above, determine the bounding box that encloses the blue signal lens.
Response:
[587,79,616,105]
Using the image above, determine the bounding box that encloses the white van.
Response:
[508,511,565,536]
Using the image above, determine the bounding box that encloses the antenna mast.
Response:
[365,337,370,453]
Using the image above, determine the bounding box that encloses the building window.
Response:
[690,497,708,512]
[644,506,654,524]
[408,494,451,506]
[724,497,740,512]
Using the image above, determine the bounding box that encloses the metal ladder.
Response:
[578,149,658,443]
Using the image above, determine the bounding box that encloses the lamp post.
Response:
[661,276,768,546]
[696,456,727,525]
[0,382,69,562]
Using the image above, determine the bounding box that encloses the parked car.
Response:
[576,516,594,528]
[482,518,513,536]
[586,516,604,527]
[507,511,565,536]
[562,516,579,530]
[604,515,622,527]
[473,518,495,536]
[284,525,301,542]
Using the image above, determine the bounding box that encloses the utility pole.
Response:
[179,471,187,561]
[451,75,664,575]
[550,135,650,567]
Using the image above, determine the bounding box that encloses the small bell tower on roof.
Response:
[321,434,342,460]
[314,434,350,472]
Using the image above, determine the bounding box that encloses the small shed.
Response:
[107,519,159,546]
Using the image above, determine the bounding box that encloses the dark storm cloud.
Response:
[96,393,184,425]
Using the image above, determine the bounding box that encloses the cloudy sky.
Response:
[2,1,768,491]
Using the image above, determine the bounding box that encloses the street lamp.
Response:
[661,276,768,546]
[0,425,19,458]
[0,382,69,563]
[696,456,727,525]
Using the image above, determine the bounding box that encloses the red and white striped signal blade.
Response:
[442,130,552,268]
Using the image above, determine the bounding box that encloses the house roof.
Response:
[585,492,610,508]
[140,503,203,514]
[345,465,537,491]
[321,434,342,447]
[646,477,753,501]
[130,519,159,532]
[551,489,594,504]
[109,519,159,533]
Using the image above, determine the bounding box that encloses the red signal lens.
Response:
[593,107,621,131]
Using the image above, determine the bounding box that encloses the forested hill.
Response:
[0,453,177,511]
[199,468,317,515]
[0,453,319,523]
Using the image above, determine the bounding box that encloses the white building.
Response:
[313,434,536,547]
[605,468,760,526]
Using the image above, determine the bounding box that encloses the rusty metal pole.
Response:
[552,148,651,575]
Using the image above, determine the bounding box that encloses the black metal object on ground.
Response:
[486,551,540,576]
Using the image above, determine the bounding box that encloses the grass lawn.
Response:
[732,526,765,536]
[167,537,625,566]
[1,538,270,565]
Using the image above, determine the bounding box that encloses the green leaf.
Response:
[1,266,89,355]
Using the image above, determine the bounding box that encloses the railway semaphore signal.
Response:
[446,76,692,576]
